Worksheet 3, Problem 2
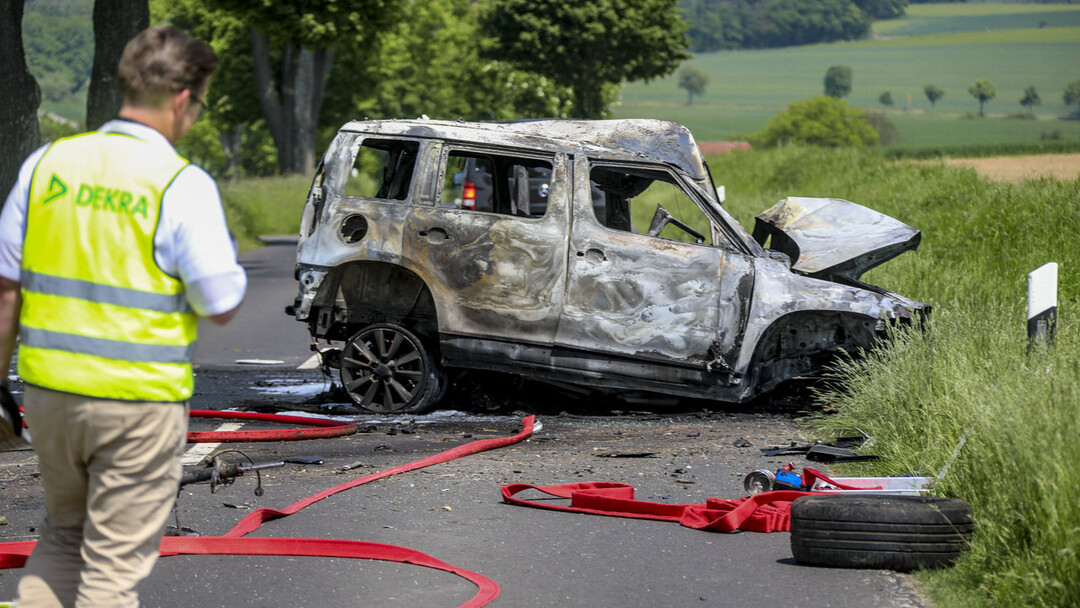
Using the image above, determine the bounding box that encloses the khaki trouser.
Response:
[14,386,188,608]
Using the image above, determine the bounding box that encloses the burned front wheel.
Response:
[339,323,441,413]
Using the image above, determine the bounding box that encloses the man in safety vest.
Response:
[0,26,245,607]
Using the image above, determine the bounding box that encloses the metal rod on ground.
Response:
[1027,262,1058,349]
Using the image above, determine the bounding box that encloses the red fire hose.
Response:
[187,409,357,442]
[0,415,537,607]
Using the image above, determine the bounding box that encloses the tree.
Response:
[750,96,878,148]
[0,0,42,201]
[924,84,944,109]
[853,0,908,20]
[480,0,690,119]
[879,91,894,107]
[336,0,572,123]
[678,64,709,106]
[1020,86,1041,114]
[824,66,853,99]
[681,0,742,53]
[206,0,405,175]
[1064,79,1080,116]
[746,0,870,48]
[968,79,996,117]
[87,0,149,130]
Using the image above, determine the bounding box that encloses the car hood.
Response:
[752,197,921,281]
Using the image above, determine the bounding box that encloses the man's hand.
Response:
[0,382,29,450]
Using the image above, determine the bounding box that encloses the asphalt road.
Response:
[0,241,932,608]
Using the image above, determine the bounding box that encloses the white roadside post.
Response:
[1027,262,1058,347]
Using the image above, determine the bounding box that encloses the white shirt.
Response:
[0,120,246,317]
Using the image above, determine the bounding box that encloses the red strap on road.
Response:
[187,409,357,442]
[0,416,537,608]
[502,482,814,533]
[158,537,499,607]
[801,467,882,490]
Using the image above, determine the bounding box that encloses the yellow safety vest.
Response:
[19,131,198,402]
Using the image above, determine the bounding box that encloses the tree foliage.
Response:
[751,96,878,148]
[852,0,907,20]
[924,84,944,109]
[480,0,690,119]
[334,0,571,124]
[824,65,853,99]
[21,1,94,103]
[879,91,893,107]
[1064,79,1080,115]
[1020,86,1041,113]
[968,79,996,117]
[678,64,709,106]
[679,0,874,51]
[202,0,405,175]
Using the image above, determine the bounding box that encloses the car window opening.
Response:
[441,151,553,219]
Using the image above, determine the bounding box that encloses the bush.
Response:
[865,112,900,146]
[750,96,878,148]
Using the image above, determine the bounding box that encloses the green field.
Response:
[616,3,1080,148]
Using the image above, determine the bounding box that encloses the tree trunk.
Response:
[219,124,243,181]
[87,0,149,130]
[0,0,41,202]
[250,27,335,175]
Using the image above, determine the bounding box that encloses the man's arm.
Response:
[208,305,239,325]
[0,277,22,378]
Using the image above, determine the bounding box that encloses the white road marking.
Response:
[297,353,322,370]
[182,422,244,466]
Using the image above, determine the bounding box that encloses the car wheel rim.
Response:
[341,326,427,413]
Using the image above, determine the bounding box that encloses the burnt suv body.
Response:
[289,119,924,413]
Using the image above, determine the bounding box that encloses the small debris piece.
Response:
[805,445,880,463]
[733,438,753,448]
[0,515,8,526]
[356,424,378,433]
[284,456,325,465]
[442,505,452,512]
[593,452,659,458]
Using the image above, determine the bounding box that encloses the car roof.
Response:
[337,118,711,181]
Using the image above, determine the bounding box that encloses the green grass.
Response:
[616,4,1080,148]
[875,1,1080,37]
[702,145,1080,607]
[218,176,310,251]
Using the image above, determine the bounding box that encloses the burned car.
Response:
[288,119,924,413]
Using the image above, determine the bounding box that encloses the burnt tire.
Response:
[339,323,442,414]
[790,494,974,572]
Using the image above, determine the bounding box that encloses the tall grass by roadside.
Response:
[217,175,311,251]
[704,146,1080,607]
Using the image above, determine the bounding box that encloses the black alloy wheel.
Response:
[339,323,440,413]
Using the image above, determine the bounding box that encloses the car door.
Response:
[401,144,571,346]
[555,155,753,374]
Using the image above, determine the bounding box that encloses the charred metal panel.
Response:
[753,197,920,281]
[398,153,572,343]
[555,155,739,365]
[735,256,914,373]
[440,337,749,401]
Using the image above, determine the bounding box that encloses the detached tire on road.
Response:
[790,494,974,571]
